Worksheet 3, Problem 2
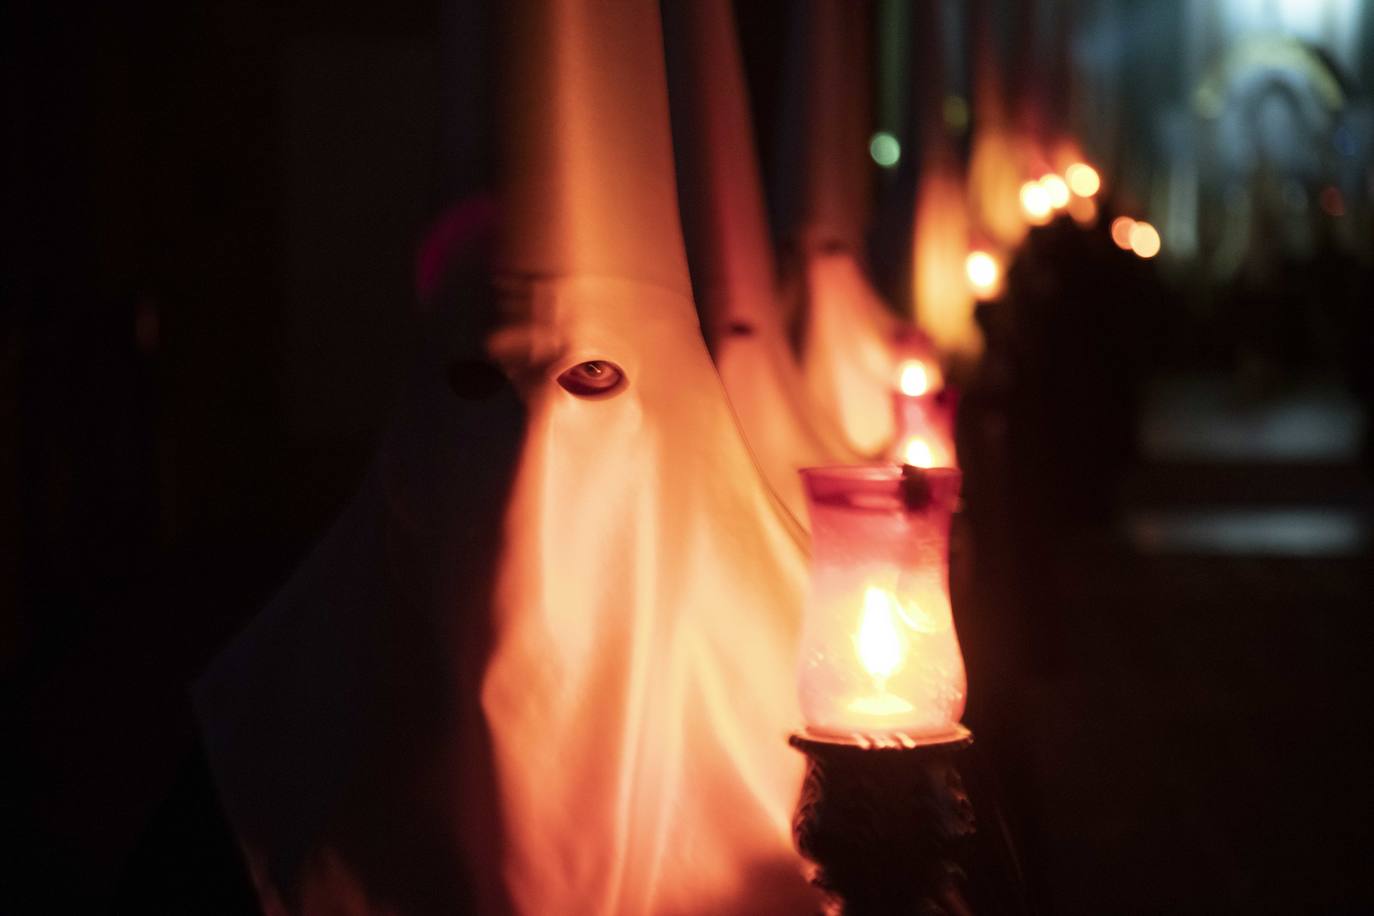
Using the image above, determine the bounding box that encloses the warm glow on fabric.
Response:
[196,2,822,914]
[483,283,816,915]
[665,0,859,523]
[799,252,903,455]
[968,125,1031,248]
[911,164,981,359]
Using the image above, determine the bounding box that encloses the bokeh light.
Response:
[1129,221,1161,258]
[897,360,932,397]
[964,250,1001,298]
[1065,163,1101,197]
[1110,216,1136,249]
[869,131,901,168]
[1041,174,1070,209]
[1020,181,1052,224]
[1068,195,1098,226]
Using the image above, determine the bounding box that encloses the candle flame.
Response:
[902,437,935,468]
[854,587,906,681]
[897,360,931,397]
[964,250,1001,298]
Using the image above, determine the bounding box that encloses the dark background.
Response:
[5,1,1373,913]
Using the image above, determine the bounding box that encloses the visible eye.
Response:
[557,360,625,397]
[446,359,507,400]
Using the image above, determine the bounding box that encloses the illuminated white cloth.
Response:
[665,0,857,522]
[797,252,903,455]
[774,1,904,456]
[483,277,813,915]
[195,2,817,913]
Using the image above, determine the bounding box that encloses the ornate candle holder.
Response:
[790,730,976,915]
[791,465,979,914]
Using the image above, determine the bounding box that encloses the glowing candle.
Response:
[796,466,967,742]
[890,350,956,470]
[1019,181,1052,225]
[1040,173,1070,210]
[892,391,955,469]
[964,250,1002,300]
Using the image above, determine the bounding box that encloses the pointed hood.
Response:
[496,0,691,298]
[663,0,776,336]
[774,0,874,253]
[664,0,858,519]
[968,0,1032,248]
[909,0,980,360]
[772,1,906,455]
[196,2,819,914]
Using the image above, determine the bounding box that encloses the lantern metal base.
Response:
[789,728,977,915]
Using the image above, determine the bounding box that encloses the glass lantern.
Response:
[889,332,956,469]
[890,384,957,469]
[796,465,967,743]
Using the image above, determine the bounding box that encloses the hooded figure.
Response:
[908,0,981,363]
[774,0,904,456]
[194,2,818,913]
[663,0,859,522]
[967,0,1034,250]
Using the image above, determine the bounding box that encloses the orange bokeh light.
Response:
[1041,174,1070,209]
[903,436,935,468]
[1068,195,1098,226]
[1110,216,1136,249]
[1065,162,1101,197]
[964,250,1001,299]
[1020,181,1052,224]
[897,359,932,397]
[1129,221,1161,259]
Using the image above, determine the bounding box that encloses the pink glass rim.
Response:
[799,465,961,486]
[799,464,962,510]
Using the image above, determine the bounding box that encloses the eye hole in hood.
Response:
[557,360,626,398]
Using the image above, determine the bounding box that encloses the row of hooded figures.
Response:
[195,2,981,913]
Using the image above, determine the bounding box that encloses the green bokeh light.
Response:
[869,131,901,168]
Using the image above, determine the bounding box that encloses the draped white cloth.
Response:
[195,2,819,913]
[665,0,859,522]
